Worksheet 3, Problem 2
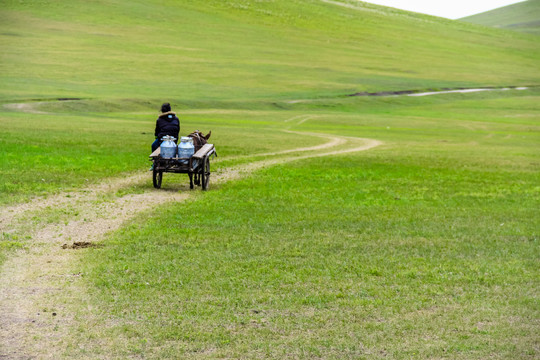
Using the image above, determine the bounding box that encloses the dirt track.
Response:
[0,117,381,358]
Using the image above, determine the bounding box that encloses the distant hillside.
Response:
[461,0,540,35]
[0,0,539,103]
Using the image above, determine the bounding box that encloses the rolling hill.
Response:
[0,1,539,358]
[0,0,538,105]
[461,0,540,35]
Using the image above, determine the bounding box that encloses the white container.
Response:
[177,137,194,164]
[160,135,177,159]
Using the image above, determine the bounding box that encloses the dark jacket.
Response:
[155,111,180,141]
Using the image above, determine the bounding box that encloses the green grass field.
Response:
[62,91,538,359]
[461,0,540,35]
[1,0,539,358]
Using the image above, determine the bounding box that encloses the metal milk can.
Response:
[160,135,177,159]
[177,136,194,164]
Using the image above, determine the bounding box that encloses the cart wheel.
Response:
[153,169,162,189]
[201,156,210,191]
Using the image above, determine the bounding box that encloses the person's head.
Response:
[161,102,171,113]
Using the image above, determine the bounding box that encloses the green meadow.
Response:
[461,0,540,35]
[64,91,538,359]
[1,0,539,358]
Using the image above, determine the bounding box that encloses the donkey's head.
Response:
[188,130,211,151]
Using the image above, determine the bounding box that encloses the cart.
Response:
[149,143,216,190]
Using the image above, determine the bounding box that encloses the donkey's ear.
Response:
[204,130,211,140]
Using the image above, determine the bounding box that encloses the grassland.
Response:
[461,0,540,35]
[56,90,537,359]
[1,0,539,104]
[0,0,539,358]
[1,0,538,204]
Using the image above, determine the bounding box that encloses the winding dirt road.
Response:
[0,115,381,358]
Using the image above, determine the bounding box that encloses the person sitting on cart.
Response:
[152,102,180,152]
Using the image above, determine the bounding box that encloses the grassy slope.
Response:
[0,0,539,358]
[1,0,539,204]
[461,0,540,35]
[0,0,539,103]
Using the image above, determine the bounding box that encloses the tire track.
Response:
[0,125,382,359]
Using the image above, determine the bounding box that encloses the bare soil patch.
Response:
[61,241,101,249]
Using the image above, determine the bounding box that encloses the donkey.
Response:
[188,130,212,186]
[188,130,211,153]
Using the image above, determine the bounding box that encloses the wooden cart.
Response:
[149,144,216,190]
